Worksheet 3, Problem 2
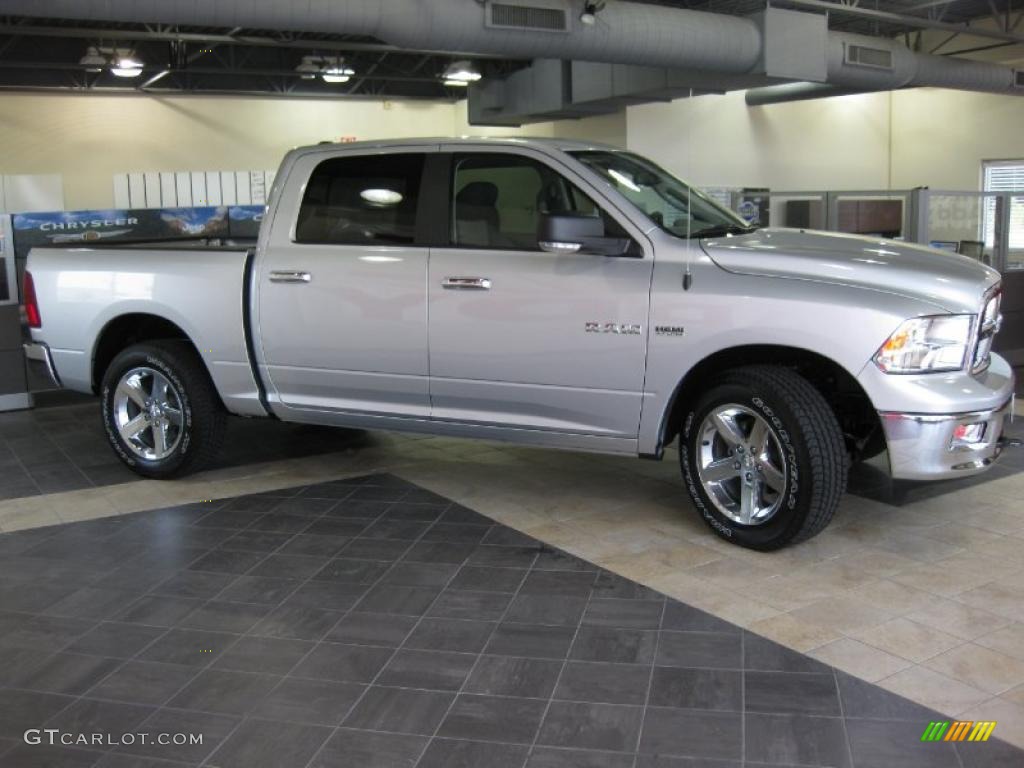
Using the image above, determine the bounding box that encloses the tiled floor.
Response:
[1,473,1021,768]
[0,400,372,500]
[1,400,1023,754]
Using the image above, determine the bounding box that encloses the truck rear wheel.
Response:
[101,340,226,479]
[679,365,847,551]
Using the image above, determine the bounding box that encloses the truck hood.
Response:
[701,228,1000,314]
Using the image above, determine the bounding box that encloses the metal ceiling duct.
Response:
[5,0,1022,102]
[747,32,1020,104]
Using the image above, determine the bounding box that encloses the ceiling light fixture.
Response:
[442,60,482,86]
[110,52,144,78]
[79,46,107,73]
[579,1,606,26]
[321,65,355,84]
[295,55,322,80]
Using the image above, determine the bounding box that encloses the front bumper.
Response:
[880,395,1014,480]
[23,341,62,389]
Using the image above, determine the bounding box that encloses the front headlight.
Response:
[874,315,974,374]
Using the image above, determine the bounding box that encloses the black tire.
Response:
[679,365,847,551]
[100,340,226,479]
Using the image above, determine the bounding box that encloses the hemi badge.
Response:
[655,326,686,336]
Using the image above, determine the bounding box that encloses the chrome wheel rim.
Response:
[113,367,184,461]
[697,404,787,526]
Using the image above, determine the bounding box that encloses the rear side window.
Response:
[296,153,425,245]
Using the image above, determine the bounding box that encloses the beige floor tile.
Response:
[906,597,1012,641]
[688,557,779,591]
[955,582,1024,624]
[923,522,1005,550]
[974,624,1024,662]
[922,643,1024,695]
[1003,683,1024,708]
[956,697,1024,749]
[877,665,990,715]
[868,532,966,563]
[747,613,840,653]
[848,617,963,663]
[844,578,937,615]
[786,558,886,593]
[808,637,913,682]
[787,595,896,634]
[735,574,837,612]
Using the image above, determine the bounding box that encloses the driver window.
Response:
[451,153,625,250]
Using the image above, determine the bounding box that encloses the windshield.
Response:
[570,150,752,239]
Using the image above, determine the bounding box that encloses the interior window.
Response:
[296,153,425,245]
[451,153,625,250]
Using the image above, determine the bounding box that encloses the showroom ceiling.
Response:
[0,0,1020,99]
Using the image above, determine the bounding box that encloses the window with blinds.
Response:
[981,160,1024,254]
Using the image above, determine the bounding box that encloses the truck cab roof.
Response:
[291,136,620,156]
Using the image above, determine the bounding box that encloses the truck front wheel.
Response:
[679,365,847,551]
[101,340,226,479]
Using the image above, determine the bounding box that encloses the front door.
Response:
[256,148,433,418]
[428,148,653,439]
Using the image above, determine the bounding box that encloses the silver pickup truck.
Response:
[24,137,1014,550]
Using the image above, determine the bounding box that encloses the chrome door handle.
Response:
[269,270,311,283]
[442,276,491,291]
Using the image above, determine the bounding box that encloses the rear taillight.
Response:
[23,270,41,328]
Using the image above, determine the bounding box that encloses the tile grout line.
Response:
[630,596,668,768]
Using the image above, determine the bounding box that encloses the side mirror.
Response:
[537,214,636,257]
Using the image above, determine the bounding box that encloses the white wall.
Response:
[626,87,1024,193]
[0,92,626,212]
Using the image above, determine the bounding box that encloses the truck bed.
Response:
[26,244,266,417]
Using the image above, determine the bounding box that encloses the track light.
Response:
[580,1,605,25]
[296,55,356,84]
[322,65,355,84]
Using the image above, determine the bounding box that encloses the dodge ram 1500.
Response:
[24,138,1015,550]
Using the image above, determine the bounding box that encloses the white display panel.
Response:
[113,170,275,209]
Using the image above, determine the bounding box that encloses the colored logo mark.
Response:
[921,721,997,742]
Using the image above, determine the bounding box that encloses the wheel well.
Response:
[661,345,884,460]
[91,314,192,393]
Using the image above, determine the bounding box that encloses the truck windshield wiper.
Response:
[688,224,756,239]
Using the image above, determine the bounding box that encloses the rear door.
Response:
[255,147,436,418]
[427,147,654,439]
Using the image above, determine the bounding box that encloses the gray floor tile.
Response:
[428,590,512,621]
[506,594,589,626]
[376,648,477,691]
[649,667,742,711]
[86,661,198,706]
[205,717,331,768]
[211,635,313,675]
[309,729,427,768]
[343,686,454,735]
[166,669,281,715]
[381,561,459,587]
[744,671,841,716]
[12,652,123,695]
[570,627,658,664]
[115,709,238,763]
[538,701,644,751]
[582,599,664,629]
[528,747,636,768]
[251,677,365,726]
[448,565,527,593]
[846,718,960,768]
[325,612,418,647]
[176,601,270,634]
[136,628,234,666]
[465,655,563,698]
[214,576,300,605]
[355,584,442,615]
[251,604,342,641]
[45,698,155,744]
[744,633,833,674]
[485,623,576,659]
[66,622,166,659]
[439,694,547,744]
[555,661,652,705]
[0,689,76,739]
[404,617,495,653]
[638,708,743,762]
[292,642,393,683]
[656,632,742,669]
[745,712,851,767]
[419,738,528,768]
